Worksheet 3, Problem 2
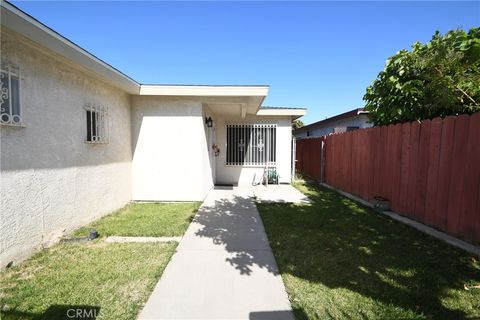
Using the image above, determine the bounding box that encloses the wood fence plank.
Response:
[344,134,350,192]
[341,135,346,191]
[317,138,322,180]
[334,134,341,189]
[345,132,353,195]
[476,184,480,244]
[355,131,363,198]
[372,127,383,198]
[340,134,345,190]
[391,124,403,212]
[381,125,390,200]
[296,140,302,173]
[384,125,395,202]
[364,129,374,201]
[359,129,370,200]
[330,134,339,188]
[434,116,456,232]
[327,136,333,185]
[398,123,411,214]
[459,113,480,243]
[315,138,322,180]
[424,118,443,227]
[324,137,330,182]
[334,134,340,189]
[406,122,421,218]
[414,120,431,223]
[350,132,358,196]
[446,114,470,238]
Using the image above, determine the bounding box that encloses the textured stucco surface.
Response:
[214,115,293,185]
[131,96,213,201]
[0,29,132,266]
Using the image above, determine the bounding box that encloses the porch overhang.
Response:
[139,85,270,118]
[139,85,269,97]
[256,107,307,120]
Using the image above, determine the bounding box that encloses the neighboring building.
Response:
[293,108,371,138]
[0,2,306,266]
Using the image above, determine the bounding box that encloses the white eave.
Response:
[139,85,269,97]
[256,108,306,119]
[1,1,141,94]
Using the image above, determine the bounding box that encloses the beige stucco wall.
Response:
[131,96,213,201]
[214,115,293,185]
[0,29,132,266]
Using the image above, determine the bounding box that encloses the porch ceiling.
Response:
[205,96,265,117]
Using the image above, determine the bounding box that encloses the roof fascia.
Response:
[1,1,140,94]
[139,85,269,97]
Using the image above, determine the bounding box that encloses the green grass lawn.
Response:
[73,202,200,237]
[1,201,201,320]
[257,180,480,320]
[0,241,176,320]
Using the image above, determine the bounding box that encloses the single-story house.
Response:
[0,2,306,266]
[294,108,370,138]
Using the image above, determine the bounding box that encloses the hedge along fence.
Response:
[296,112,480,245]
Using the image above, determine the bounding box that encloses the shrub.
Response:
[364,28,480,126]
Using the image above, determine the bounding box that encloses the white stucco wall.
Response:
[131,96,213,201]
[202,105,216,192]
[214,115,293,186]
[0,29,132,266]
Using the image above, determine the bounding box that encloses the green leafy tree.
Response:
[292,119,304,130]
[364,27,480,126]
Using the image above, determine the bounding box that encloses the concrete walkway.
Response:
[138,187,295,320]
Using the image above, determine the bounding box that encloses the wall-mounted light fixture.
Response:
[205,117,213,128]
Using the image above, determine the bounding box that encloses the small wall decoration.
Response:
[212,144,220,156]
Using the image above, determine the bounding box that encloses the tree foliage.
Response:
[292,119,304,129]
[364,28,480,126]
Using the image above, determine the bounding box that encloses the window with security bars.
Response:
[226,124,276,166]
[0,64,21,126]
[85,105,109,143]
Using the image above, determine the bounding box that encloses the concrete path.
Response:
[251,184,310,204]
[138,187,295,320]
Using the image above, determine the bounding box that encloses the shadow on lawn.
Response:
[2,305,100,320]
[249,307,308,320]
[257,183,480,319]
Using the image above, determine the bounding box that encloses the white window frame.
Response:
[225,123,277,167]
[0,64,22,126]
[85,105,109,144]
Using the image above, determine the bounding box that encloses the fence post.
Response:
[292,137,296,181]
[320,138,325,182]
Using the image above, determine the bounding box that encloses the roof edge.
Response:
[139,85,270,97]
[294,108,368,133]
[1,1,141,94]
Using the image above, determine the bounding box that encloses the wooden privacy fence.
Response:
[295,136,324,181]
[296,112,480,245]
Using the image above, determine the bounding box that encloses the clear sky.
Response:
[11,1,479,124]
